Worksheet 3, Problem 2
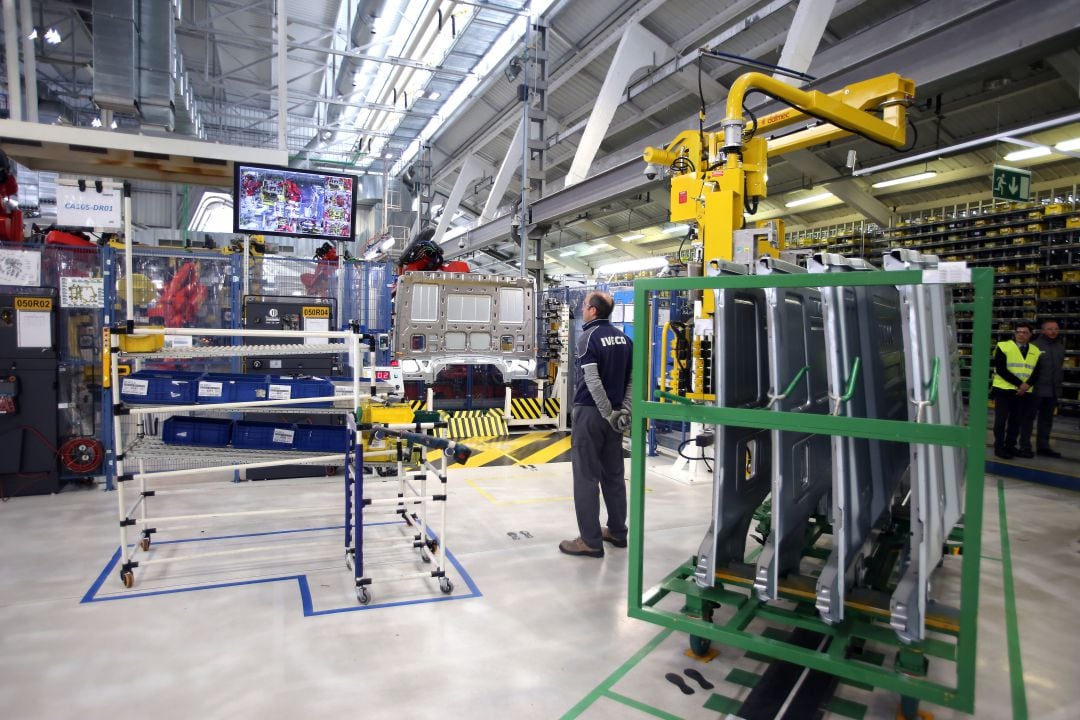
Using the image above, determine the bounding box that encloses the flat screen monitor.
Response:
[233,162,358,242]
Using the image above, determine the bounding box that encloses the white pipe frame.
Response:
[112,325,364,586]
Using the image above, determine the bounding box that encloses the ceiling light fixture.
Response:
[44,28,61,44]
[1003,146,1051,162]
[871,171,937,189]
[91,118,102,128]
[662,224,689,234]
[785,191,834,208]
[26,28,38,40]
[427,91,441,100]
[109,120,117,129]
[621,233,644,242]
[595,256,668,275]
[1055,137,1080,152]
[559,249,575,257]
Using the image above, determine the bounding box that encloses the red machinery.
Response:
[301,242,339,296]
[148,260,208,327]
[397,228,470,273]
[0,150,23,243]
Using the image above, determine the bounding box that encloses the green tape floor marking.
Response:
[725,668,761,688]
[825,697,868,720]
[560,628,673,720]
[703,693,742,714]
[603,690,682,720]
[997,478,1029,720]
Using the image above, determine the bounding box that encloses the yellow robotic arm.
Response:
[644,71,915,313]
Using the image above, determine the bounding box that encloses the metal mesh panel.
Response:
[113,246,235,330]
[343,261,393,333]
[249,255,339,300]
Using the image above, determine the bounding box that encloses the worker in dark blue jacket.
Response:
[560,291,632,558]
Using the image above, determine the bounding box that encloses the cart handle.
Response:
[830,357,861,416]
[909,357,940,423]
[767,365,809,408]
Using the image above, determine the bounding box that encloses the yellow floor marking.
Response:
[463,478,572,505]
[462,431,553,467]
[516,434,573,466]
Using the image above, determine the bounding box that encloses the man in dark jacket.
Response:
[1032,320,1065,457]
[560,291,632,558]
[991,322,1041,459]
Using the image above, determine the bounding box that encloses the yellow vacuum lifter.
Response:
[643,71,915,315]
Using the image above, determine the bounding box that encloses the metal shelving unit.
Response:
[627,267,992,715]
[106,325,364,589]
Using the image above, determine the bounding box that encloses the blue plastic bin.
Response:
[162,416,233,447]
[293,424,347,453]
[120,371,202,405]
[266,376,335,408]
[231,420,298,450]
[197,373,269,404]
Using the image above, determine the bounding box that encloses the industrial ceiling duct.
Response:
[138,0,176,131]
[91,0,138,115]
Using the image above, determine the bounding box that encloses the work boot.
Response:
[558,537,604,558]
[994,447,1014,459]
[602,527,627,548]
[1037,448,1062,458]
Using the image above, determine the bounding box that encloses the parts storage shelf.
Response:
[886,200,1080,416]
[106,325,364,590]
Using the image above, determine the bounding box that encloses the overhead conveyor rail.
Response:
[626,266,992,716]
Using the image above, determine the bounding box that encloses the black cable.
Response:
[677,438,713,471]
[700,49,817,83]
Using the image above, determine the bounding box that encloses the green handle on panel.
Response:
[926,357,940,405]
[781,365,810,398]
[840,357,861,402]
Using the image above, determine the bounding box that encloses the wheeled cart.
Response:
[106,324,363,589]
[344,417,472,604]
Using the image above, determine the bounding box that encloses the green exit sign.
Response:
[992,165,1032,201]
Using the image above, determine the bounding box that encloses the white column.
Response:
[18,0,36,122]
[432,154,487,245]
[564,23,675,188]
[774,0,838,85]
[3,0,21,122]
[275,0,288,150]
[481,117,524,222]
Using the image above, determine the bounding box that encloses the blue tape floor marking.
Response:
[985,460,1080,492]
[82,522,482,615]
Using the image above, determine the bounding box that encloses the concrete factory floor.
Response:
[0,454,1076,719]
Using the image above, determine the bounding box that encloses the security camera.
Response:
[457,238,466,249]
[644,163,659,181]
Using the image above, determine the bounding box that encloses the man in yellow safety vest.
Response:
[992,322,1041,459]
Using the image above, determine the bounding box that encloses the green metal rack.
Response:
[627,268,992,714]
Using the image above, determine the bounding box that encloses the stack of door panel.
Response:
[693,250,965,644]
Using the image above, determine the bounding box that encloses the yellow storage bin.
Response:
[1066,216,1080,228]
[118,334,164,353]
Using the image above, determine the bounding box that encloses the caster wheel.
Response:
[439,577,453,594]
[121,570,134,589]
[356,586,371,605]
[139,536,150,552]
[689,635,711,656]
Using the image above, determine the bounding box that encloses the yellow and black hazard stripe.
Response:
[446,414,508,439]
[543,398,560,417]
[447,408,504,419]
[408,399,427,411]
[510,397,544,419]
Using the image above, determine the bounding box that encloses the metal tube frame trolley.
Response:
[626,267,992,716]
[344,417,471,604]
[106,323,363,589]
